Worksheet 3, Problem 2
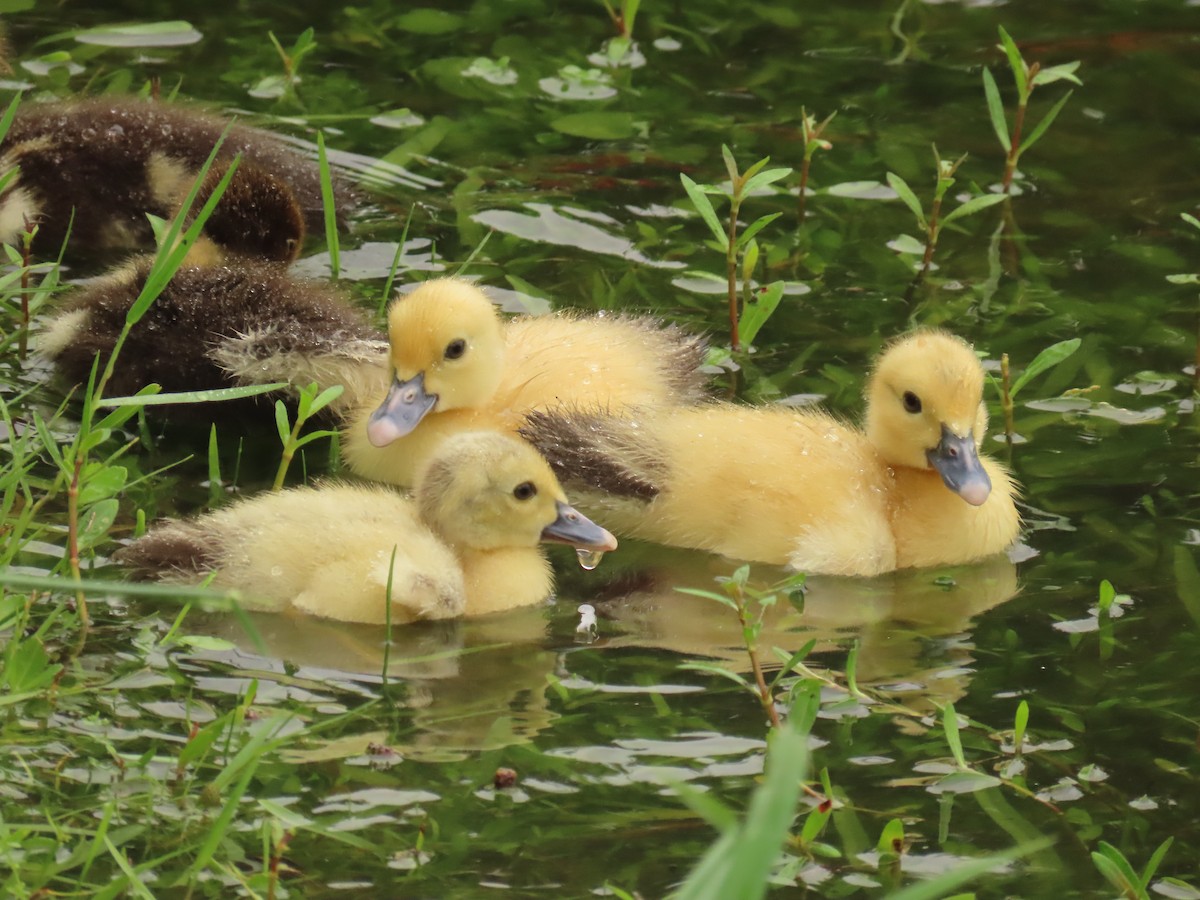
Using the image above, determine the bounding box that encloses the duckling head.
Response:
[863,331,992,506]
[416,431,618,555]
[367,279,505,447]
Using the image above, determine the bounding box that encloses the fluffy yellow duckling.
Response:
[0,97,352,258]
[521,331,1020,576]
[120,431,618,624]
[330,277,709,487]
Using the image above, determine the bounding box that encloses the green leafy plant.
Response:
[795,107,835,222]
[983,26,1082,193]
[677,565,807,729]
[1166,211,1200,390]
[886,146,1006,281]
[995,337,1081,443]
[272,381,344,490]
[252,28,317,101]
[681,147,792,351]
[1092,837,1174,900]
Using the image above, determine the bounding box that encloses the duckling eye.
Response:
[444,338,467,360]
[512,481,537,501]
[902,391,922,414]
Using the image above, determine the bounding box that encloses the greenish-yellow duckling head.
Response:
[368,279,505,447]
[416,431,618,555]
[864,330,992,506]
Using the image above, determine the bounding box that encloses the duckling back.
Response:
[341,279,708,488]
[39,257,382,415]
[121,483,466,625]
[0,97,354,258]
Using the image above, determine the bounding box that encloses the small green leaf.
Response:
[1141,837,1174,888]
[1092,846,1145,899]
[1181,212,1200,232]
[735,212,782,250]
[1031,61,1083,87]
[886,172,927,229]
[930,771,1003,794]
[680,173,730,250]
[942,701,967,768]
[941,192,1006,226]
[3,636,62,693]
[890,233,927,255]
[1167,274,1200,285]
[1018,90,1074,156]
[78,465,127,507]
[741,166,793,195]
[1010,337,1081,398]
[274,400,292,446]
[721,144,740,187]
[737,281,784,347]
[997,26,1027,97]
[550,112,637,140]
[78,499,120,550]
[393,8,465,34]
[306,384,345,417]
[876,818,905,855]
[675,586,739,610]
[1098,579,1116,614]
[982,68,1011,153]
[1013,699,1029,752]
[679,661,755,692]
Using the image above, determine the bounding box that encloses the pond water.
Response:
[2,0,1198,896]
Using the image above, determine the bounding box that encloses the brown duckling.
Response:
[0,96,353,258]
[38,257,381,408]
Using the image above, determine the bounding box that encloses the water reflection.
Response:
[181,551,1018,758]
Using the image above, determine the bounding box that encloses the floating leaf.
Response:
[393,9,465,34]
[550,111,636,140]
[75,20,202,48]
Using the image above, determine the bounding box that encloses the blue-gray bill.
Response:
[541,501,619,552]
[366,371,438,447]
[926,425,992,507]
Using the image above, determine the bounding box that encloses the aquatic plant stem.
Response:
[1002,64,1036,194]
[726,195,742,352]
[1001,353,1015,447]
[731,583,780,729]
[17,219,33,361]
[66,454,90,632]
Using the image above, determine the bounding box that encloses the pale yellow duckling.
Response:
[521,331,1020,576]
[319,277,708,487]
[119,431,617,624]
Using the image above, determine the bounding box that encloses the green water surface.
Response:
[1,0,1198,897]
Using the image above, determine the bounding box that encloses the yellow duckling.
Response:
[521,331,1020,576]
[119,431,618,624]
[0,96,353,258]
[326,277,709,487]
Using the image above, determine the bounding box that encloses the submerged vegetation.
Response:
[1,1,1198,897]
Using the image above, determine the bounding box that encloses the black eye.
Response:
[513,481,537,501]
[902,391,922,413]
[444,338,467,360]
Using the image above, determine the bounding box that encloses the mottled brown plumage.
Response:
[0,97,352,258]
[40,258,379,414]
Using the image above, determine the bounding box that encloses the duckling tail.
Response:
[117,522,218,580]
[520,407,664,500]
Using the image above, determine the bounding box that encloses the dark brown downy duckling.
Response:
[39,258,382,411]
[0,97,353,258]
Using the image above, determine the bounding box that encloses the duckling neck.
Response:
[456,546,553,616]
[887,460,1019,570]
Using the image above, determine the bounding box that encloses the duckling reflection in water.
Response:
[120,431,617,624]
[0,97,353,258]
[523,330,1020,576]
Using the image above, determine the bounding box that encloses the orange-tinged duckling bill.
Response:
[340,277,708,488]
[120,432,617,624]
[521,331,1020,577]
